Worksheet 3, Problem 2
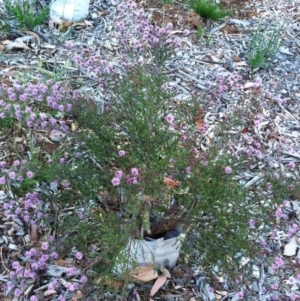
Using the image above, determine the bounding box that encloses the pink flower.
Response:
[67,267,77,276]
[185,167,191,174]
[12,261,20,269]
[9,171,16,179]
[0,176,6,184]
[13,160,20,166]
[131,168,138,176]
[192,148,199,155]
[118,150,126,157]
[77,210,83,219]
[255,77,262,85]
[111,177,120,186]
[115,170,123,179]
[274,173,280,179]
[27,171,34,178]
[282,200,288,206]
[80,275,88,283]
[41,242,49,250]
[236,291,244,299]
[181,135,187,141]
[166,113,174,124]
[224,166,232,174]
[65,282,75,291]
[14,288,22,296]
[75,252,83,260]
[275,208,282,218]
[274,256,284,267]
[165,22,173,30]
[127,177,137,184]
[183,29,190,36]
[58,295,65,301]
[288,162,295,169]
[249,219,255,227]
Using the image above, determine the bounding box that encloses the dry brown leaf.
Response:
[195,108,204,131]
[160,266,171,278]
[138,194,157,202]
[98,11,107,16]
[235,61,248,66]
[5,38,30,50]
[43,289,57,296]
[150,274,167,297]
[84,20,93,26]
[58,21,74,31]
[94,276,122,291]
[71,123,78,131]
[215,290,229,296]
[54,258,74,267]
[2,39,12,45]
[163,177,180,188]
[71,291,83,300]
[20,30,41,48]
[130,264,158,282]
[30,224,39,242]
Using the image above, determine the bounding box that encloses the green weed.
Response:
[5,0,49,30]
[0,116,15,131]
[247,21,282,68]
[190,0,232,21]
[159,0,174,5]
[196,25,206,39]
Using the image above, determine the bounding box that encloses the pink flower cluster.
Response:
[114,1,181,66]
[0,159,34,185]
[111,167,139,186]
[0,79,73,132]
[4,231,88,299]
[2,192,45,223]
[204,72,242,105]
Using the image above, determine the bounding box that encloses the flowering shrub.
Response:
[0,79,74,132]
[0,1,299,300]
[4,235,87,300]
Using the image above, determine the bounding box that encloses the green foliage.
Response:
[196,25,206,40]
[158,0,174,5]
[11,178,38,194]
[190,0,232,21]
[0,115,15,131]
[5,0,49,30]
[0,18,10,33]
[247,21,282,68]
[195,26,212,44]
[54,65,278,282]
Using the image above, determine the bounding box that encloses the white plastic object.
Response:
[50,0,90,24]
[113,234,185,275]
